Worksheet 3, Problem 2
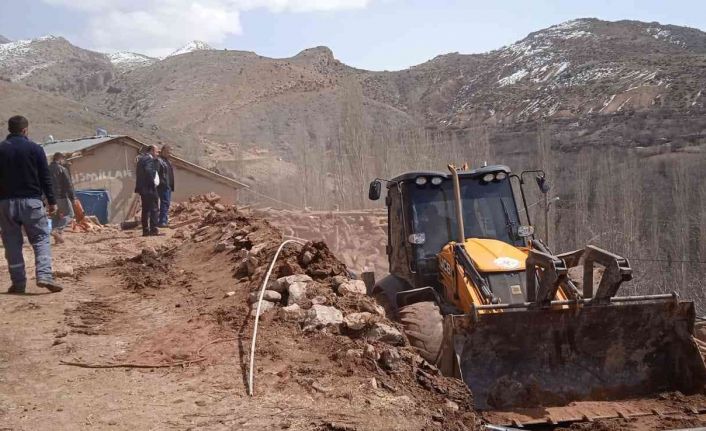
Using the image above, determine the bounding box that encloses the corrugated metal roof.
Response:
[41,135,124,156]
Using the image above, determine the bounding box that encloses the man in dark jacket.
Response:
[157,145,175,227]
[0,116,62,293]
[48,152,75,244]
[135,145,160,236]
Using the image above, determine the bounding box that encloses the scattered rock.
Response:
[213,203,226,212]
[267,279,285,293]
[224,291,236,298]
[366,323,405,346]
[379,348,402,371]
[311,295,327,305]
[343,312,373,330]
[331,275,348,287]
[54,265,74,277]
[301,250,314,265]
[287,281,308,306]
[173,229,186,239]
[444,399,460,413]
[363,343,379,360]
[250,242,267,256]
[141,247,157,259]
[279,304,305,322]
[337,280,367,296]
[359,301,386,317]
[370,377,379,389]
[345,348,363,358]
[303,305,343,330]
[214,242,228,252]
[278,274,313,288]
[248,290,282,303]
[250,300,276,317]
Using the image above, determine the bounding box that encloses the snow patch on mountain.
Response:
[646,27,687,48]
[108,52,157,72]
[498,69,528,87]
[167,41,213,58]
[0,37,59,81]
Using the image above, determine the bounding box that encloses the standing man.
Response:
[157,145,175,228]
[135,145,160,236]
[48,152,75,244]
[0,116,63,293]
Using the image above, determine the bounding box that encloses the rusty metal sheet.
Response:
[450,300,706,410]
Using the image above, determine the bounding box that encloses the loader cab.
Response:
[370,165,528,290]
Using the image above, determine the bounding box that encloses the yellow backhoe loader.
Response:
[367,164,706,426]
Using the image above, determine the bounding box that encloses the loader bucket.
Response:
[447,300,706,410]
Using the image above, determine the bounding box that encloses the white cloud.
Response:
[42,0,375,57]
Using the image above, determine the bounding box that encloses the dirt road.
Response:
[0,210,475,430]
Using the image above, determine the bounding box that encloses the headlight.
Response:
[415,176,428,186]
[482,173,495,182]
[495,172,507,180]
[430,176,443,186]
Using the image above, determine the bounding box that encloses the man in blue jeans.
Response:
[0,116,63,294]
[157,145,175,228]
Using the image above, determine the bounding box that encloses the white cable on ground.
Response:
[248,239,304,396]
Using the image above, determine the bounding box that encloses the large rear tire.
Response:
[398,301,444,364]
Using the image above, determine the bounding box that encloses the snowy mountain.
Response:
[0,35,113,98]
[167,40,213,58]
[107,51,157,73]
[0,35,10,44]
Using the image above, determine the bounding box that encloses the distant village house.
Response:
[41,135,247,223]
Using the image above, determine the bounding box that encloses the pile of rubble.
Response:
[159,195,477,428]
[255,208,388,277]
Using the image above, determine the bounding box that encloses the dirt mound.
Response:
[109,194,480,429]
[257,208,387,277]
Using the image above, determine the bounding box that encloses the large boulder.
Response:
[278,274,313,288]
[303,305,343,331]
[366,322,405,346]
[343,312,373,330]
[279,304,306,322]
[287,281,308,306]
[338,280,367,296]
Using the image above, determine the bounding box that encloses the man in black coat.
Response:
[135,145,160,236]
[157,145,175,227]
[0,115,63,293]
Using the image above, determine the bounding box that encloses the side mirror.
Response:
[368,180,382,201]
[536,175,551,194]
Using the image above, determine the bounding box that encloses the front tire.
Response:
[398,301,444,364]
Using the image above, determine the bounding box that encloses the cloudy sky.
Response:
[1,0,706,70]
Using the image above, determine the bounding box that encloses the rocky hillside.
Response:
[88,45,416,159]
[3,18,706,169]
[363,19,706,127]
[0,35,114,98]
[0,79,198,151]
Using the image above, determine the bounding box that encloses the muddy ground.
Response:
[0,198,705,430]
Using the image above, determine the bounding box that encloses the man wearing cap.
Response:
[0,115,63,293]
